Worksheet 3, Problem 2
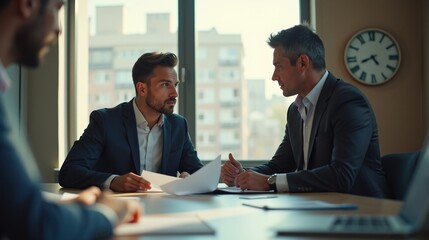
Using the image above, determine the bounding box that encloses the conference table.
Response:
[42,183,425,240]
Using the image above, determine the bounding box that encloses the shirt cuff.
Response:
[91,203,118,227]
[104,175,118,190]
[275,173,289,192]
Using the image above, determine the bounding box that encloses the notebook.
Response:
[276,140,429,237]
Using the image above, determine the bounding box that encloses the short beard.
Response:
[13,17,44,67]
[146,91,175,115]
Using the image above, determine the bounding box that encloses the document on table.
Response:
[214,183,275,194]
[114,215,215,236]
[141,155,221,195]
[61,192,141,201]
[242,200,358,211]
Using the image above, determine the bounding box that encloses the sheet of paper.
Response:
[242,200,358,211]
[114,215,215,236]
[61,192,142,201]
[61,192,78,201]
[141,170,178,188]
[214,185,275,194]
[141,155,221,195]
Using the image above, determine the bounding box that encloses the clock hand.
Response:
[361,56,373,63]
[370,55,380,65]
[361,54,379,65]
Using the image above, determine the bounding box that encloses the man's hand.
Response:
[110,172,151,192]
[221,153,244,186]
[179,171,190,178]
[72,186,102,205]
[96,192,143,225]
[235,170,270,191]
[59,186,101,205]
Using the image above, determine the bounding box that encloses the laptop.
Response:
[276,141,429,237]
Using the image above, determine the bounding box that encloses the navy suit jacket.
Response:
[0,94,112,240]
[251,73,390,198]
[59,100,203,189]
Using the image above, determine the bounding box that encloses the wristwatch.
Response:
[267,174,277,192]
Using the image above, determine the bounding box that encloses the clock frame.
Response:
[344,28,401,86]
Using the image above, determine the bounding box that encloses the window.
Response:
[219,47,240,66]
[195,0,299,160]
[94,71,110,84]
[69,0,300,165]
[89,48,113,68]
[115,70,133,88]
[197,89,215,104]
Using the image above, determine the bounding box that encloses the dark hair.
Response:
[0,0,50,12]
[132,52,178,87]
[267,25,326,70]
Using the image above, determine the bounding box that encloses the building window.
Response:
[219,47,239,65]
[70,0,300,164]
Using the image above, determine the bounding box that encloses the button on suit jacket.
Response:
[251,73,390,198]
[59,100,203,189]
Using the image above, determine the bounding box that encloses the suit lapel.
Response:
[289,104,304,170]
[123,100,141,173]
[160,116,171,174]
[307,73,338,164]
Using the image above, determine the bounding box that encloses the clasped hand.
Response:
[220,153,270,191]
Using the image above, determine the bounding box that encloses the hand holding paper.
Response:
[142,155,221,195]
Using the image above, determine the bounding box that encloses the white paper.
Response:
[141,171,178,188]
[61,192,78,201]
[114,214,214,236]
[61,192,141,201]
[216,185,275,194]
[141,155,221,195]
[242,200,358,210]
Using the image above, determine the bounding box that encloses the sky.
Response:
[87,0,300,98]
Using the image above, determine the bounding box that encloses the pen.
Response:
[130,211,139,223]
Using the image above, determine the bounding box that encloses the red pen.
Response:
[130,211,139,223]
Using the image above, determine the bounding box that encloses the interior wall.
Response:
[314,0,425,154]
[26,46,59,182]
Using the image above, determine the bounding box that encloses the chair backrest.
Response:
[381,151,420,200]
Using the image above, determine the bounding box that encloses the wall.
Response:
[314,0,425,154]
[27,46,59,182]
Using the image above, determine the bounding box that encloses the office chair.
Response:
[381,151,420,200]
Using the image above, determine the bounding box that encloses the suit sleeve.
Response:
[178,117,203,174]
[59,110,112,189]
[287,86,374,193]
[0,108,112,240]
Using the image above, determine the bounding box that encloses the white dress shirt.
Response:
[0,60,11,92]
[133,99,164,173]
[104,99,164,189]
[276,70,329,192]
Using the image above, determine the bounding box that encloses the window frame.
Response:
[64,0,310,164]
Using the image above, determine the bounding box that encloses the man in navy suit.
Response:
[0,0,140,239]
[221,25,390,198]
[59,52,203,192]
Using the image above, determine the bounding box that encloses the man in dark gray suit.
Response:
[221,25,390,198]
[0,0,140,239]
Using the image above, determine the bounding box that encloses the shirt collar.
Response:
[0,60,11,92]
[132,98,164,128]
[294,70,329,109]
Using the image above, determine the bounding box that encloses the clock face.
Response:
[344,28,401,85]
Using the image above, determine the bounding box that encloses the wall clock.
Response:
[344,28,401,85]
